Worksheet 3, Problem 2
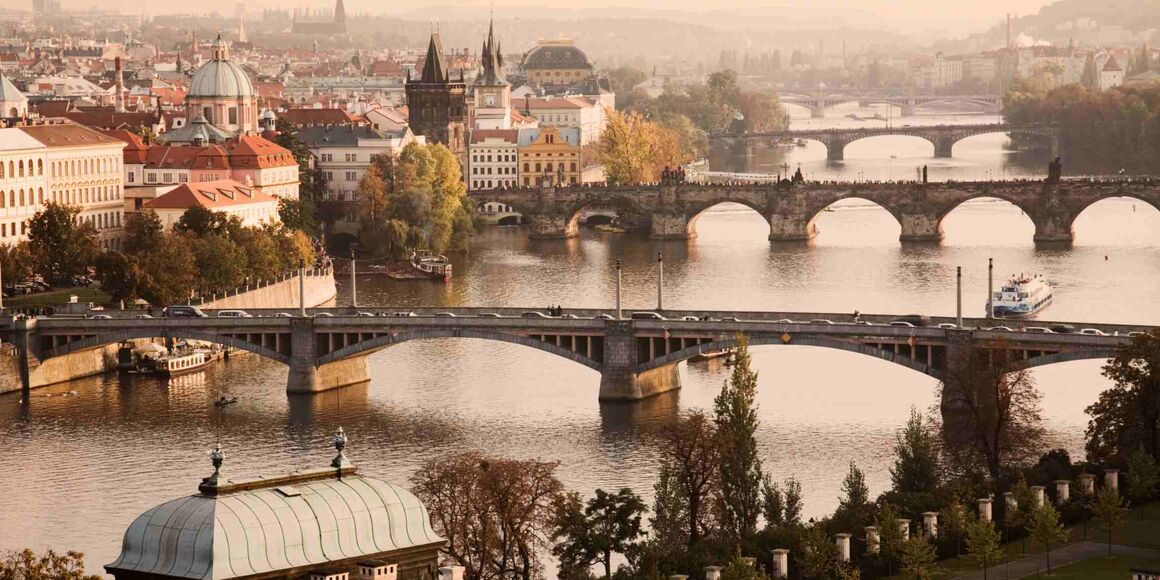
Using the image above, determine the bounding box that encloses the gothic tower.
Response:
[472,17,511,130]
[405,31,468,154]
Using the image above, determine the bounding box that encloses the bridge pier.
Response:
[598,321,681,402]
[526,214,578,239]
[768,214,817,242]
[650,213,694,240]
[899,213,943,243]
[933,137,955,158]
[900,105,916,117]
[286,318,371,394]
[13,317,37,398]
[825,140,848,161]
[1032,221,1074,245]
[810,107,826,119]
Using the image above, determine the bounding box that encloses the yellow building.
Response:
[521,40,594,88]
[517,126,580,187]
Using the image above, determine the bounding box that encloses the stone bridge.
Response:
[3,308,1150,404]
[468,179,1160,243]
[713,124,1058,160]
[779,92,1002,118]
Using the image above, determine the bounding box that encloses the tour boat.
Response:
[690,348,735,363]
[150,351,211,377]
[990,274,1054,318]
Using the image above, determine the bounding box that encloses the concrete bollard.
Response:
[1056,480,1070,504]
[836,533,851,562]
[1079,473,1096,495]
[1106,469,1119,493]
[897,519,911,540]
[705,566,722,580]
[1030,485,1045,507]
[438,567,464,580]
[771,549,789,578]
[865,526,879,554]
[978,498,993,522]
[922,512,939,538]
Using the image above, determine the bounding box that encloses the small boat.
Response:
[690,348,735,363]
[214,396,238,407]
[595,224,626,233]
[149,351,211,377]
[387,250,452,282]
[794,139,808,147]
[990,274,1054,318]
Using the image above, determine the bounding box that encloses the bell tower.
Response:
[472,17,511,130]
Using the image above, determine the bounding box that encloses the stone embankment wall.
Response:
[0,272,338,394]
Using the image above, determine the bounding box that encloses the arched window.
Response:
[18,189,24,206]
[0,161,4,178]
[37,159,43,175]
[523,163,529,172]
[17,160,23,177]
[535,163,542,172]
[37,188,43,204]
[545,163,553,172]
[570,162,577,172]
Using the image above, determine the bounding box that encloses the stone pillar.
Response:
[1004,492,1017,513]
[598,320,681,402]
[1079,473,1096,495]
[649,213,693,240]
[933,136,955,158]
[704,566,722,580]
[767,214,816,242]
[12,316,37,397]
[978,498,992,522]
[525,213,578,239]
[741,557,756,568]
[1030,485,1045,507]
[865,526,879,554]
[1031,209,1075,245]
[286,318,370,394]
[824,139,847,161]
[1105,469,1119,493]
[922,512,939,538]
[668,576,688,580]
[1056,480,1070,504]
[810,106,826,119]
[897,519,910,540]
[438,566,464,580]
[898,213,943,243]
[835,533,851,562]
[900,104,916,117]
[771,549,789,578]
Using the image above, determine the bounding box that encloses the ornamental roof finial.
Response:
[198,443,226,494]
[331,426,353,470]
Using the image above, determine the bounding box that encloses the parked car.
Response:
[986,326,1014,332]
[89,314,113,320]
[313,312,334,318]
[436,312,458,317]
[681,316,700,321]
[164,305,208,318]
[720,316,741,322]
[631,311,665,320]
[130,314,154,319]
[774,319,796,324]
[392,311,417,317]
[937,323,958,329]
[479,312,503,318]
[893,315,931,327]
[592,314,615,320]
[1079,328,1106,336]
[889,321,915,328]
[809,319,834,325]
[274,312,294,318]
[1128,331,1146,337]
[560,313,579,319]
[356,311,376,317]
[1050,324,1075,334]
[217,310,252,318]
[1025,327,1054,333]
[522,311,551,318]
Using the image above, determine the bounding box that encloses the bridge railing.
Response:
[187,267,334,306]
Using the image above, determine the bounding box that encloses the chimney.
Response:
[114,56,125,113]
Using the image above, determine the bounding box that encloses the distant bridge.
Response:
[779,91,1003,118]
[713,124,1060,161]
[3,308,1149,403]
[468,179,1160,243]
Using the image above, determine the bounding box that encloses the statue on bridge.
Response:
[792,167,805,184]
[662,166,687,185]
[1046,156,1063,184]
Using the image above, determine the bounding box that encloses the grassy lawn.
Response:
[5,286,110,308]
[1042,555,1160,579]
[1111,509,1160,549]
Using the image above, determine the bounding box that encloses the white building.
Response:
[467,129,518,191]
[144,178,280,228]
[296,124,420,201]
[0,73,28,118]
[521,96,606,145]
[0,128,48,245]
[1099,55,1125,90]
[914,54,963,89]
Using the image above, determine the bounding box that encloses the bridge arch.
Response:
[637,335,941,380]
[934,193,1039,243]
[1011,348,1119,373]
[683,198,771,239]
[803,194,905,240]
[841,133,937,159]
[1071,194,1160,244]
[316,328,602,371]
[562,193,644,236]
[44,329,292,365]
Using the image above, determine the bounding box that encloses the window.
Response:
[321,153,333,162]
[345,153,357,162]
[228,107,238,125]
[146,172,156,184]
[523,163,529,172]
[322,172,333,181]
[203,107,213,123]
[127,171,135,183]
[163,172,172,183]
[345,171,357,181]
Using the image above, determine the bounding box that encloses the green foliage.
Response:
[899,536,938,579]
[122,210,163,255]
[800,524,841,579]
[833,461,872,532]
[760,474,783,529]
[1088,330,1160,463]
[874,503,906,566]
[597,110,691,184]
[782,477,803,528]
[1125,446,1159,510]
[1026,502,1069,573]
[662,411,720,546]
[892,407,941,493]
[651,461,688,552]
[175,205,237,237]
[718,554,769,580]
[26,202,98,285]
[1090,486,1127,556]
[0,548,102,580]
[714,335,764,543]
[277,197,318,236]
[625,70,788,136]
[606,66,648,109]
[94,251,144,303]
[552,488,647,579]
[0,242,33,286]
[964,518,1004,574]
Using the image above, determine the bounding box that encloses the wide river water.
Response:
[3,105,1160,573]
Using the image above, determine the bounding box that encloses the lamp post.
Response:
[656,251,664,311]
[299,259,307,317]
[349,246,358,310]
[615,259,622,319]
[987,258,994,320]
[956,266,963,328]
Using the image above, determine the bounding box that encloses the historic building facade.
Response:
[163,35,259,143]
[517,126,580,187]
[521,40,595,88]
[467,129,518,191]
[405,33,467,154]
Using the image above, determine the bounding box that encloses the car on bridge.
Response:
[1026,327,1054,334]
[631,312,665,320]
[217,310,252,318]
[164,305,208,318]
[1080,328,1107,336]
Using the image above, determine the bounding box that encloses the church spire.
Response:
[475,15,507,87]
[420,31,448,83]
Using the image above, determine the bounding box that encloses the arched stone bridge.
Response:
[713,124,1058,160]
[469,179,1160,244]
[779,92,1002,118]
[5,308,1149,403]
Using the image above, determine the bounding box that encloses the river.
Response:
[3,105,1159,573]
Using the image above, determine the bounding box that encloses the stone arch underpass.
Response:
[44,329,292,365]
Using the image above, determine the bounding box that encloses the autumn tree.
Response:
[551,488,646,579]
[0,548,101,580]
[662,411,720,546]
[1087,330,1160,463]
[0,242,33,286]
[26,202,98,285]
[714,335,763,543]
[939,345,1046,480]
[411,451,564,580]
[1026,502,1069,574]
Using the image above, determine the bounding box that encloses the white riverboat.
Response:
[990,274,1054,318]
[150,351,211,377]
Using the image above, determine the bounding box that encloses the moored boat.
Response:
[386,250,452,282]
[990,274,1054,318]
[690,348,736,363]
[148,351,211,377]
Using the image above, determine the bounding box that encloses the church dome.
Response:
[522,42,592,71]
[188,36,254,99]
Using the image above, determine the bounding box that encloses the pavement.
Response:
[950,541,1160,579]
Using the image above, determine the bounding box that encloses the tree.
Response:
[552,488,646,579]
[874,503,906,572]
[1125,446,1159,518]
[899,536,938,579]
[891,407,940,493]
[650,461,688,553]
[718,554,770,580]
[0,242,33,286]
[0,548,102,580]
[277,197,318,236]
[1087,330,1160,463]
[136,232,197,307]
[175,205,231,237]
[411,451,564,580]
[26,202,97,285]
[598,110,657,185]
[714,335,763,543]
[606,66,648,109]
[939,345,1046,480]
[800,524,841,579]
[94,251,144,304]
[761,474,784,529]
[1007,479,1036,556]
[1089,486,1127,556]
[1025,502,1068,574]
[834,461,872,531]
[662,411,719,546]
[964,518,1003,580]
[123,210,163,256]
[782,477,803,528]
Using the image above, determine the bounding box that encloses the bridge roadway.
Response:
[778,92,1002,118]
[468,179,1160,243]
[3,307,1150,403]
[712,124,1059,161]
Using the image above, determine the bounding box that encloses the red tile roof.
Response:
[470,129,518,144]
[144,178,277,210]
[18,123,127,148]
[278,108,361,127]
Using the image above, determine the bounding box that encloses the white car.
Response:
[1025,327,1054,334]
[937,323,958,329]
[89,314,113,320]
[130,314,153,319]
[774,319,796,324]
[1079,328,1106,336]
[809,319,834,325]
[217,310,252,318]
[987,326,1014,332]
[889,321,915,328]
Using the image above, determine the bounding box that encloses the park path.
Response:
[950,541,1160,580]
